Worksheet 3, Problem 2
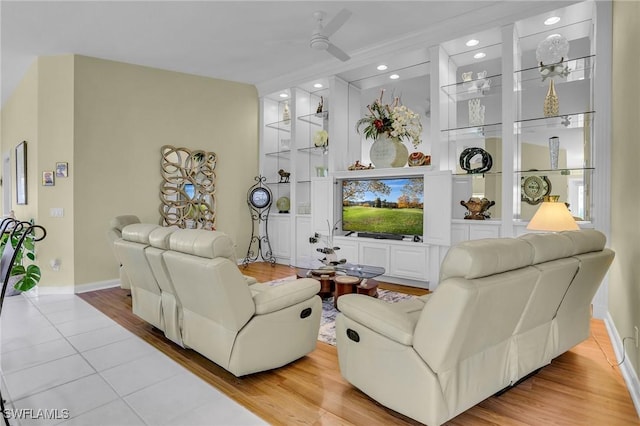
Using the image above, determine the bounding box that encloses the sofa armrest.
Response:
[243,275,258,285]
[251,278,320,315]
[337,294,416,345]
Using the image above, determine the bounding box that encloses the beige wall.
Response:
[2,55,259,289]
[0,57,76,288]
[1,61,39,222]
[610,0,640,377]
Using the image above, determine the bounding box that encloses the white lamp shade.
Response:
[527,200,579,232]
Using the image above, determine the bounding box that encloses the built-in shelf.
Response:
[515,111,595,133]
[442,122,502,140]
[516,167,594,176]
[453,171,503,176]
[297,111,328,125]
[515,55,595,89]
[264,150,291,158]
[265,120,291,132]
[441,74,503,102]
[297,146,328,156]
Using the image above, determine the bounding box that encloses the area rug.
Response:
[265,276,415,346]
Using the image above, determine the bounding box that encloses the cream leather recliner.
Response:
[146,226,183,346]
[106,215,140,289]
[163,228,322,376]
[335,230,614,426]
[114,223,164,330]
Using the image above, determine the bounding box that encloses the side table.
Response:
[334,276,379,309]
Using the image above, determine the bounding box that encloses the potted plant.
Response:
[0,220,45,295]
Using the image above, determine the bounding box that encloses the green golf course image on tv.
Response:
[341,176,424,237]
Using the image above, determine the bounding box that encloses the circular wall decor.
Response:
[249,187,271,209]
[521,174,552,205]
[459,147,493,174]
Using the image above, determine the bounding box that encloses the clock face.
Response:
[521,175,551,205]
[249,187,271,209]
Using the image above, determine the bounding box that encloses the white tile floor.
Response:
[0,293,267,426]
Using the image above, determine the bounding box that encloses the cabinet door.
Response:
[311,178,333,234]
[334,238,358,264]
[451,224,469,244]
[390,245,428,280]
[268,216,291,260]
[469,225,500,240]
[295,216,313,265]
[359,242,389,271]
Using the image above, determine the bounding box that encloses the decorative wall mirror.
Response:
[159,145,217,229]
[15,141,27,205]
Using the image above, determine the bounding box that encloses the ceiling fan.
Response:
[309,9,352,62]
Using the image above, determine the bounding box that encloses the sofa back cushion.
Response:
[518,232,574,264]
[169,229,235,260]
[147,226,181,294]
[439,238,533,281]
[115,223,163,328]
[561,229,606,255]
[164,229,255,332]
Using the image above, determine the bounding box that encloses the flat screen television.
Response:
[341,176,424,238]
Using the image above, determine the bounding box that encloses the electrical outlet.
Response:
[635,326,639,348]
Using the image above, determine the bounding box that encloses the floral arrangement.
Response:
[356,90,423,148]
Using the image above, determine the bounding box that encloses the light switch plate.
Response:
[50,208,64,217]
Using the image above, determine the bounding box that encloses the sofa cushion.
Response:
[169,229,235,259]
[440,238,533,280]
[109,215,140,233]
[149,226,179,249]
[122,223,160,244]
[561,229,606,255]
[519,232,574,264]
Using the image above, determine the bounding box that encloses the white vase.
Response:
[469,98,485,126]
[369,136,408,168]
[549,136,559,170]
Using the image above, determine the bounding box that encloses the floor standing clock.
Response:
[243,176,276,265]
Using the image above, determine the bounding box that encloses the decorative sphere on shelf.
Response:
[536,34,570,65]
[276,196,290,213]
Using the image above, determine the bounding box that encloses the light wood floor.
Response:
[79,262,639,425]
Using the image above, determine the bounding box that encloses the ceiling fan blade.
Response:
[321,8,352,37]
[326,43,351,62]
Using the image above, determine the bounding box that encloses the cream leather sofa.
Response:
[163,228,321,376]
[335,230,614,426]
[106,215,140,289]
[116,225,322,376]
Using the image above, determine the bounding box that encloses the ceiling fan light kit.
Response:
[310,9,351,62]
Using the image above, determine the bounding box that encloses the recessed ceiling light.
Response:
[313,83,323,88]
[466,39,479,47]
[544,16,561,26]
[279,93,288,98]
[389,74,400,80]
[473,52,486,59]
[377,64,388,71]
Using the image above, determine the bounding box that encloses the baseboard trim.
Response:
[74,279,121,294]
[604,312,640,417]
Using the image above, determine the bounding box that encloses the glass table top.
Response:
[295,260,385,279]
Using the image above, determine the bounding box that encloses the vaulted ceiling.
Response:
[1,1,577,105]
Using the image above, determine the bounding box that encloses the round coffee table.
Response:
[296,268,335,298]
[334,276,379,309]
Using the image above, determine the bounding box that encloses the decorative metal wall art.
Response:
[159,145,217,230]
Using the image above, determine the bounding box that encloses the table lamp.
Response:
[526,195,579,232]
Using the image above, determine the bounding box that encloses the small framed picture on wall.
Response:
[56,162,68,177]
[42,171,55,186]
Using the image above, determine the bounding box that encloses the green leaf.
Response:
[13,265,41,292]
[11,265,26,276]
